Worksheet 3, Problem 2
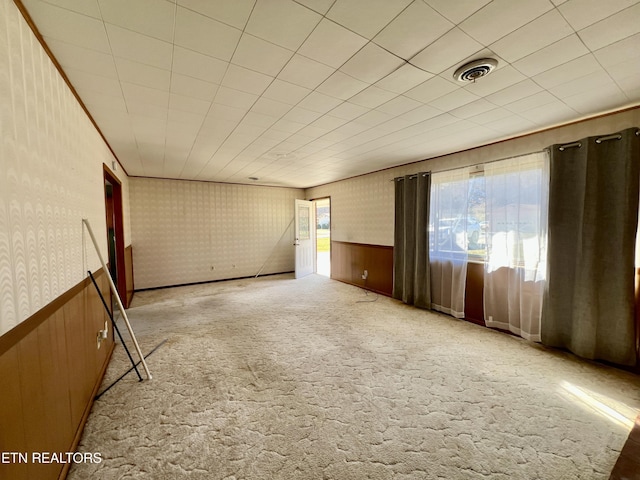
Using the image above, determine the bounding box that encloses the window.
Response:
[429,152,549,269]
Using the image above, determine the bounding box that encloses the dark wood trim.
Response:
[104,166,128,308]
[12,1,128,177]
[0,269,104,356]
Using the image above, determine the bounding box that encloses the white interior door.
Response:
[294,199,315,278]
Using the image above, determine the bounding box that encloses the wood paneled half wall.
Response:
[0,269,114,480]
[331,241,394,296]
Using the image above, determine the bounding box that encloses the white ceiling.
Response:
[19,0,640,188]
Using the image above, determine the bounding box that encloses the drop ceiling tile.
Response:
[533,54,601,89]
[215,86,259,109]
[115,58,171,91]
[221,65,274,95]
[593,33,640,68]
[271,118,306,134]
[250,97,292,117]
[464,65,526,97]
[485,79,544,106]
[177,0,254,29]
[577,3,640,51]
[558,0,639,31]
[297,19,368,69]
[513,34,589,77]
[106,24,173,69]
[294,0,335,15]
[126,100,169,120]
[503,91,558,113]
[340,43,405,84]
[483,114,538,134]
[263,79,312,105]
[24,0,101,18]
[562,83,628,114]
[122,82,170,107]
[43,37,118,78]
[397,104,442,124]
[23,1,110,53]
[449,98,496,119]
[297,92,344,114]
[428,88,480,111]
[174,6,242,61]
[549,70,615,99]
[245,0,321,50]
[467,106,514,125]
[376,95,422,116]
[349,86,397,109]
[353,109,393,128]
[409,27,483,75]
[326,0,412,39]
[422,0,492,24]
[316,71,370,100]
[171,73,219,101]
[329,102,370,120]
[172,46,228,85]
[310,114,349,130]
[64,68,122,96]
[232,34,294,77]
[278,54,335,90]
[405,75,458,103]
[375,64,434,94]
[282,106,323,124]
[373,1,453,60]
[459,0,553,46]
[169,94,210,116]
[98,0,175,42]
[242,112,280,129]
[518,100,577,125]
[81,89,127,113]
[490,10,574,63]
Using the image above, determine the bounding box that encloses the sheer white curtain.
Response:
[484,151,549,341]
[429,169,470,318]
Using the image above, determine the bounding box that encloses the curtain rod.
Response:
[559,128,640,150]
[392,149,549,181]
[393,129,639,182]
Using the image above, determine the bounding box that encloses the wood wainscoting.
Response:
[331,241,393,296]
[125,245,134,307]
[0,269,114,480]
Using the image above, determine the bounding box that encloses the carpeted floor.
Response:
[69,274,640,479]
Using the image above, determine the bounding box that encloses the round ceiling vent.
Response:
[453,58,498,83]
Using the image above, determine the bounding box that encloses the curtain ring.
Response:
[558,142,581,151]
[595,134,622,144]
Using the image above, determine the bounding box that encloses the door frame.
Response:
[103,165,128,308]
[311,196,331,278]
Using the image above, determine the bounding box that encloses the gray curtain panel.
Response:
[393,173,431,308]
[541,128,640,366]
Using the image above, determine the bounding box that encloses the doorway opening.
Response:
[103,166,128,308]
[315,198,331,277]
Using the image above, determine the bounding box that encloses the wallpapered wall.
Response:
[307,107,640,246]
[0,0,128,336]
[130,178,304,289]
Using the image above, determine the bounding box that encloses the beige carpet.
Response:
[70,274,640,479]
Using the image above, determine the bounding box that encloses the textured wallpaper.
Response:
[130,178,304,289]
[0,0,127,336]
